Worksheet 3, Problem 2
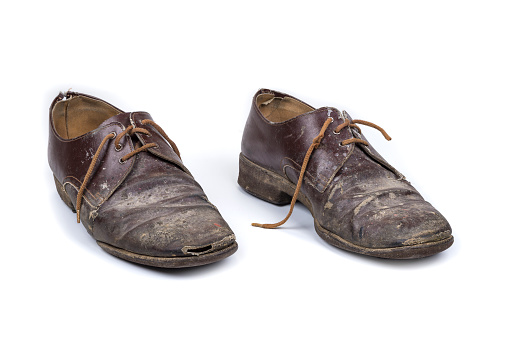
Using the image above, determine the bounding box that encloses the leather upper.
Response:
[241,89,403,193]
[49,92,235,257]
[241,89,452,249]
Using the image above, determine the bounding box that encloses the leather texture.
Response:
[49,92,236,263]
[241,89,453,256]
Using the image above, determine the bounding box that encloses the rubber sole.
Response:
[98,240,238,268]
[314,221,453,259]
[54,175,238,268]
[238,153,454,259]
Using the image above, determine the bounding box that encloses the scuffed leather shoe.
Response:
[49,91,237,267]
[239,89,453,259]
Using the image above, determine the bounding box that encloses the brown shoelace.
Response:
[252,115,391,229]
[76,119,177,223]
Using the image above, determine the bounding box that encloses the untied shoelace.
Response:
[252,112,392,229]
[76,119,179,223]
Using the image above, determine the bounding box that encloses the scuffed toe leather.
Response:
[351,199,451,248]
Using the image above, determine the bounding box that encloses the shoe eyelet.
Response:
[119,158,126,164]
[153,143,159,149]
[333,130,340,135]
[115,144,123,151]
[110,131,117,138]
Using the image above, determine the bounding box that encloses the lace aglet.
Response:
[77,210,81,223]
[380,129,391,141]
[251,222,281,229]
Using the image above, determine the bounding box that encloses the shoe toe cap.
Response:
[94,204,236,258]
[351,200,452,249]
[123,211,235,257]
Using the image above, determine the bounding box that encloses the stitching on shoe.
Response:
[282,163,323,192]
[64,176,101,201]
[63,181,97,209]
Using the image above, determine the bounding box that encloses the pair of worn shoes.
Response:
[48,89,453,268]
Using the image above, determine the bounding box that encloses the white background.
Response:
[1,1,507,338]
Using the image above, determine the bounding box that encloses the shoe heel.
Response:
[53,175,76,213]
[238,153,293,205]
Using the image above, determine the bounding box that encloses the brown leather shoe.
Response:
[49,91,237,268]
[239,89,453,259]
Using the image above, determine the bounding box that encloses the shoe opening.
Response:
[52,94,123,139]
[257,92,314,123]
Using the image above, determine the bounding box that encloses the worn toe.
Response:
[352,199,452,249]
[116,209,236,257]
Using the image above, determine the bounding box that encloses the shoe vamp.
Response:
[322,188,451,248]
[318,147,451,248]
[91,152,234,256]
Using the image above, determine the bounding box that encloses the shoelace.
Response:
[252,115,391,229]
[76,119,178,223]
